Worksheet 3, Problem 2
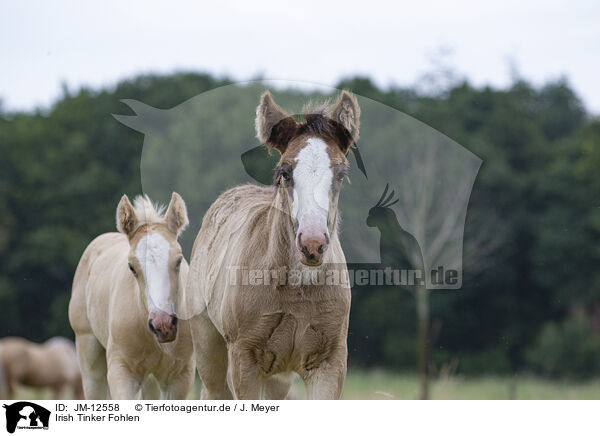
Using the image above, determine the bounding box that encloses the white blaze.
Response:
[292,137,332,233]
[136,233,172,313]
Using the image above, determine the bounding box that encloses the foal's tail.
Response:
[0,343,8,400]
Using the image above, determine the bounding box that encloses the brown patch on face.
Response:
[325,138,349,168]
[256,90,360,156]
[327,149,348,233]
[269,114,354,156]
[272,134,348,188]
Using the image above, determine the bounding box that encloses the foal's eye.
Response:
[336,170,347,182]
[275,162,293,185]
[175,258,182,270]
[128,263,137,277]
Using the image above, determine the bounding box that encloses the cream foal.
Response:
[69,193,194,399]
[185,91,360,399]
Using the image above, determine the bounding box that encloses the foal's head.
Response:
[256,91,361,266]
[116,193,189,343]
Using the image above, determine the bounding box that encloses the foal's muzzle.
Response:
[148,311,178,343]
[297,231,329,266]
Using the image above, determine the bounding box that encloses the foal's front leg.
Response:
[107,357,141,400]
[75,334,110,400]
[162,363,196,400]
[301,347,347,400]
[228,344,265,399]
[190,313,233,400]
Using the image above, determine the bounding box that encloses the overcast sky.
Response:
[2,0,599,113]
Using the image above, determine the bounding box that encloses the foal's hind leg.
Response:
[76,334,110,400]
[141,376,161,400]
[190,313,232,400]
[164,362,195,400]
[264,373,294,399]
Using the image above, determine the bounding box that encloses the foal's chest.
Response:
[228,284,350,375]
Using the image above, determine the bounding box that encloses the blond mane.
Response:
[132,195,166,225]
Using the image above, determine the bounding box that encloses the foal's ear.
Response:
[165,192,189,236]
[116,194,138,236]
[329,90,361,153]
[255,91,298,154]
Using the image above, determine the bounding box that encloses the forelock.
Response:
[132,195,166,226]
[295,113,353,153]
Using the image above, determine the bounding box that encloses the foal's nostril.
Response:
[301,245,314,259]
[148,312,178,343]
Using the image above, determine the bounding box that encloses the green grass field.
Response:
[11,371,600,400]
[338,371,600,400]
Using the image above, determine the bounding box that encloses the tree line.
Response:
[1,72,599,378]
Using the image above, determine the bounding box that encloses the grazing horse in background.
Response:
[185,90,360,399]
[69,193,194,399]
[0,337,83,399]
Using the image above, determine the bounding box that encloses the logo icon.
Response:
[2,402,50,433]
